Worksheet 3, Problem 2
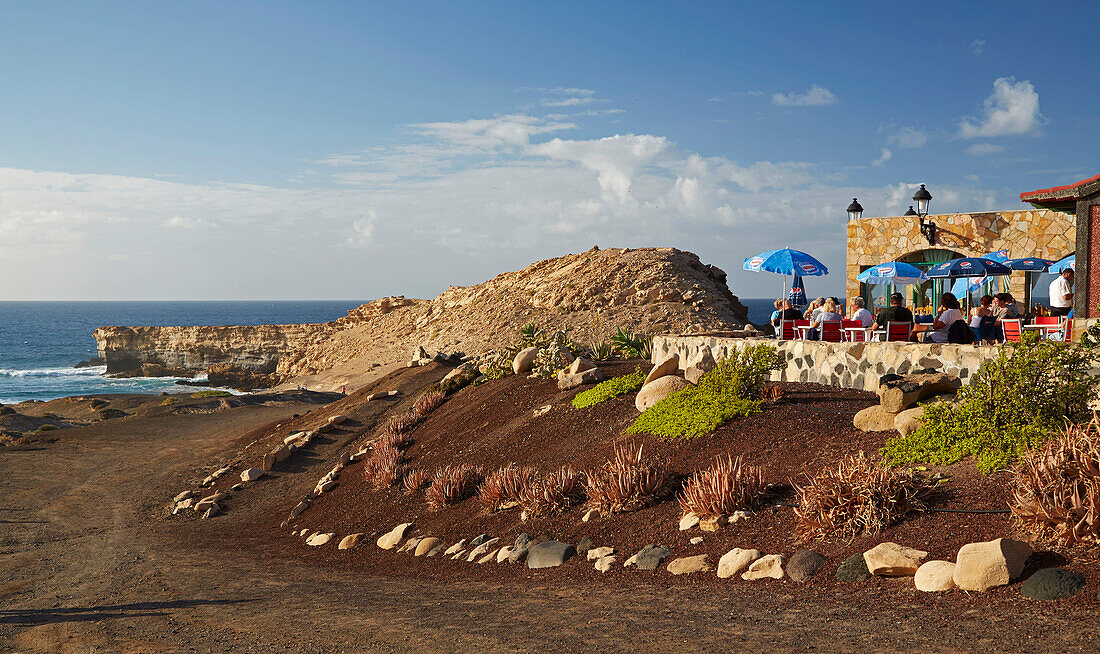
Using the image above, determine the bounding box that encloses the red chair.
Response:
[886,321,911,342]
[842,319,868,342]
[820,320,843,343]
[1001,318,1023,343]
[1034,316,1060,340]
[778,319,797,340]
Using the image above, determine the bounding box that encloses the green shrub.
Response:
[883,333,1100,474]
[160,397,178,406]
[190,390,233,399]
[36,424,60,432]
[572,366,647,409]
[610,327,652,359]
[625,343,781,439]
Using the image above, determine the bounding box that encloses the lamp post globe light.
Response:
[846,198,863,221]
[913,184,936,245]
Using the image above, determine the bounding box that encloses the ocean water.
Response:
[1,298,789,404]
[0,301,363,404]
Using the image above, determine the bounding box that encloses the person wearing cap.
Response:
[871,292,914,332]
[1049,268,1074,317]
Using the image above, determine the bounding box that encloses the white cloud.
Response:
[958,77,1045,138]
[411,114,576,149]
[0,101,1010,300]
[346,211,376,247]
[528,134,670,202]
[887,127,928,149]
[970,39,985,56]
[872,148,893,166]
[771,85,838,107]
[966,143,1006,156]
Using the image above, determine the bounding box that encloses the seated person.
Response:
[871,292,914,332]
[990,292,1021,340]
[804,297,825,320]
[969,294,995,343]
[849,297,874,328]
[808,298,843,340]
[769,298,784,331]
[773,300,803,336]
[925,292,965,343]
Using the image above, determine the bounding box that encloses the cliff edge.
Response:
[95,246,751,391]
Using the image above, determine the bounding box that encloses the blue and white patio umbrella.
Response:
[926,257,1012,279]
[949,250,1012,296]
[743,248,829,276]
[856,261,927,286]
[1049,254,1075,274]
[787,275,807,308]
[1003,257,1054,271]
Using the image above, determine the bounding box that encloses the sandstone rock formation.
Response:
[94,247,751,392]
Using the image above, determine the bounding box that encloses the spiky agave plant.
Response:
[402,467,428,493]
[362,442,407,490]
[385,410,419,435]
[1010,419,1100,546]
[413,390,447,419]
[476,464,537,513]
[584,442,672,516]
[425,463,483,511]
[678,454,767,518]
[518,466,587,518]
[793,451,933,542]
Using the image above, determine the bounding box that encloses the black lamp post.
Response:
[913,184,935,245]
[846,198,863,221]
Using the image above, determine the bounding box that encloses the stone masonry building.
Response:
[846,208,1075,312]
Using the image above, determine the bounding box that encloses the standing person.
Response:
[850,297,874,328]
[926,293,965,343]
[1049,269,1074,317]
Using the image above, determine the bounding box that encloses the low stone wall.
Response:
[652,335,1001,393]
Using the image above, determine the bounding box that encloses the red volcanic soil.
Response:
[171,357,1100,617]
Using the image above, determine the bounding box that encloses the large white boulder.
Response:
[953,538,1033,591]
[513,347,538,374]
[863,542,927,576]
[635,375,691,412]
[644,353,680,387]
[376,522,413,550]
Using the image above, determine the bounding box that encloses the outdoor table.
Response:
[795,325,813,340]
[871,329,887,342]
[844,327,871,342]
[1023,323,1062,339]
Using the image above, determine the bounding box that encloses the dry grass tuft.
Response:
[362,443,407,490]
[425,464,483,511]
[414,390,447,418]
[476,464,537,513]
[518,466,586,517]
[793,451,933,541]
[402,467,428,493]
[678,454,767,518]
[1011,419,1100,546]
[584,442,672,516]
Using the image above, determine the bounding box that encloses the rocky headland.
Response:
[93,246,752,391]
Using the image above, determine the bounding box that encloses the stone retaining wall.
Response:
[652,335,1000,393]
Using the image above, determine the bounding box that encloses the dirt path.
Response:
[1,405,1098,653]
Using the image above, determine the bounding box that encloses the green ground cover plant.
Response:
[626,344,782,439]
[190,390,233,399]
[571,366,646,409]
[883,332,1100,474]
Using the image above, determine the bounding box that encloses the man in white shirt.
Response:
[1049,269,1074,317]
[850,297,873,327]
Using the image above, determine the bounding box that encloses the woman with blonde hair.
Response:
[808,297,843,340]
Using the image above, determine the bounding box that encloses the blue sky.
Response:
[0,1,1095,300]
